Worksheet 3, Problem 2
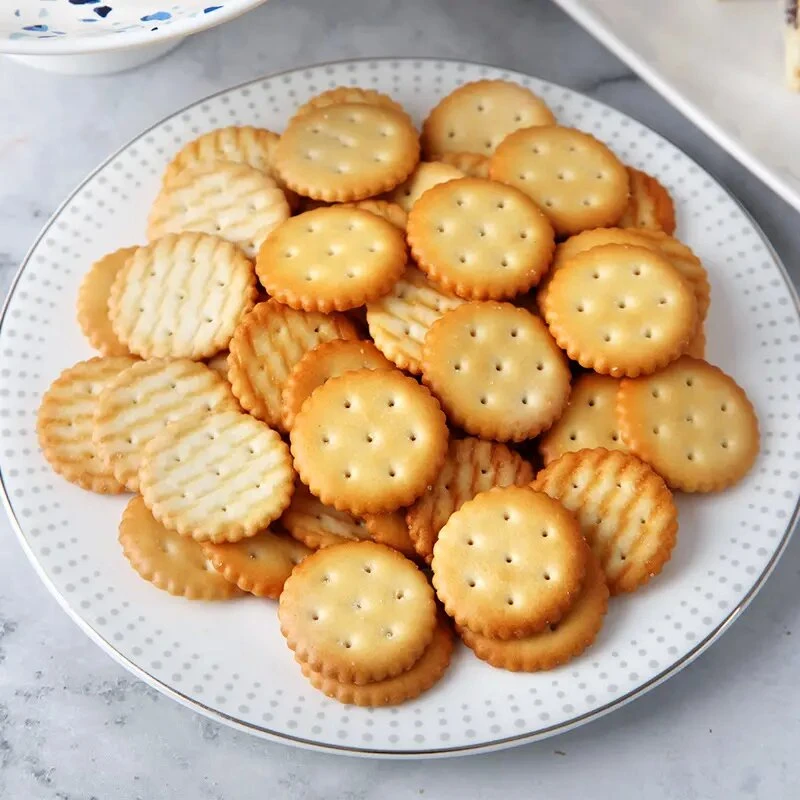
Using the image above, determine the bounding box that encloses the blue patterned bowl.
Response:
[1,1,267,55]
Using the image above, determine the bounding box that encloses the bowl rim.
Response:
[0,0,266,55]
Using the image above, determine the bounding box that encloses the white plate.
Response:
[551,0,800,213]
[1,58,799,759]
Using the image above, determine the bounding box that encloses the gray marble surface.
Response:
[1,0,799,797]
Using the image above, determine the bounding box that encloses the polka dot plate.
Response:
[1,59,799,758]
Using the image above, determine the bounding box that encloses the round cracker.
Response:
[119,496,242,600]
[431,486,589,639]
[438,151,490,179]
[490,125,630,236]
[37,356,137,494]
[542,244,698,378]
[279,541,437,684]
[362,511,418,559]
[290,368,449,515]
[275,103,420,202]
[293,86,412,125]
[421,79,555,157]
[421,302,571,442]
[407,177,555,300]
[256,207,407,312]
[618,167,676,234]
[617,356,759,492]
[337,199,408,230]
[387,161,464,212]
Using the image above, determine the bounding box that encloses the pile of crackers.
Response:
[36,80,760,707]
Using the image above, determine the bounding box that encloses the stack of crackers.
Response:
[37,79,760,707]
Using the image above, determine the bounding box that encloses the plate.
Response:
[1,58,799,759]
[551,0,800,213]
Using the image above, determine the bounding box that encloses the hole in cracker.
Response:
[480,396,488,406]
[659,297,668,305]
[466,538,474,546]
[652,426,660,435]
[459,255,467,264]
[344,470,352,479]
[495,362,503,372]
[385,629,394,639]
[344,400,352,409]
[500,258,509,268]
[366,434,374,443]
[321,575,330,584]
[644,329,653,339]
[541,530,549,538]
[448,131,455,139]
[620,554,627,561]
[543,572,551,581]
[577,304,584,313]
[395,590,405,600]
[603,333,612,343]
[388,468,396,478]
[582,198,593,207]
[469,327,477,338]
[721,440,729,449]
[617,299,627,309]
[611,433,620,442]
[506,597,514,605]
[651,389,660,398]
[503,512,510,522]
[456,198,464,207]
[685,414,694,423]
[521,396,529,405]
[436,224,445,234]
[387,398,396,408]
[549,623,558,633]
[510,328,519,337]
[544,199,553,208]
[311,612,319,621]
[467,578,476,588]
[363,564,373,574]
[409,432,417,442]
[322,435,330,445]
[497,200,506,210]
[505,555,513,564]
[687,453,695,461]
[633,267,642,276]
[588,398,596,407]
[569,433,577,441]
[453,363,462,372]
[343,641,352,649]
[685,377,694,387]
[572,482,578,489]
[721,403,728,412]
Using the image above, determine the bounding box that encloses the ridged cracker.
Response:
[362,511,418,559]
[93,358,237,492]
[300,619,453,706]
[37,356,137,494]
[421,79,555,157]
[387,161,464,212]
[227,300,358,428]
[148,161,291,259]
[407,437,534,563]
[489,126,630,236]
[274,103,420,201]
[533,448,679,594]
[407,177,555,300]
[201,527,311,598]
[293,86,412,125]
[542,244,698,377]
[685,324,706,359]
[108,233,257,360]
[139,409,294,543]
[338,199,408,230]
[279,541,437,684]
[421,302,571,441]
[438,151,490,179]
[290,368,449,515]
[459,553,608,671]
[365,266,465,374]
[539,373,627,465]
[76,246,138,356]
[205,350,230,379]
[618,167,676,234]
[256,207,407,312]
[281,483,372,549]
[431,486,589,639]
[282,339,394,429]
[617,356,759,492]
[119,495,242,600]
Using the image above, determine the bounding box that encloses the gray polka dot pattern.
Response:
[1,59,798,756]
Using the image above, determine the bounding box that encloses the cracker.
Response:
[406,177,555,300]
[421,302,571,441]
[281,483,372,549]
[119,496,242,600]
[365,266,464,374]
[148,161,291,259]
[459,553,608,671]
[201,527,311,599]
[362,511,418,559]
[282,339,393,428]
[108,233,257,360]
[93,359,237,492]
[387,161,464,212]
[293,87,412,125]
[338,199,407,230]
[279,541,437,684]
[205,350,230,379]
[227,300,357,428]
[618,167,676,234]
[37,356,138,494]
[490,126,630,236]
[617,356,759,492]
[685,325,706,359]
[438,152,490,179]
[76,246,138,356]
[274,103,420,202]
[539,373,627,465]
[256,207,407,312]
[407,437,534,563]
[431,486,589,639]
[533,448,678,594]
[290,368,449,514]
[300,619,453,706]
[542,244,698,377]
[421,79,556,157]
[139,409,294,543]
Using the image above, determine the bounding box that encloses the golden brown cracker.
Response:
[533,448,678,594]
[338,199,408,230]
[290,368,449,515]
[279,541,437,684]
[421,302,571,442]
[618,167,676,234]
[362,511,418,559]
[685,325,706,359]
[431,486,589,639]
[407,437,534,563]
[293,87,412,125]
[37,356,137,494]
[406,177,555,300]
[438,151,490,179]
[617,356,759,492]
[387,161,464,212]
[119,495,242,600]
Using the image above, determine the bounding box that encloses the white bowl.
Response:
[1,1,268,74]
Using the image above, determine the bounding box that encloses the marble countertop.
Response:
[1,0,799,796]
